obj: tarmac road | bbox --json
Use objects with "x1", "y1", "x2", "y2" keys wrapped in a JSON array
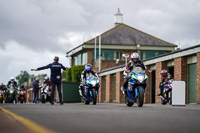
[{"x1": 1, "y1": 103, "x2": 200, "y2": 133}]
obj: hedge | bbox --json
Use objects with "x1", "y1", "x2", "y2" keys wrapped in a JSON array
[
  {"x1": 62, "y1": 65, "x2": 84, "y2": 82},
  {"x1": 65, "y1": 68, "x2": 71, "y2": 82},
  {"x1": 71, "y1": 65, "x2": 85, "y2": 82}
]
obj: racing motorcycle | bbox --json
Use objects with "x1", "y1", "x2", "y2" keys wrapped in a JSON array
[
  {"x1": 18, "y1": 90, "x2": 26, "y2": 103},
  {"x1": 122, "y1": 67, "x2": 148, "y2": 107},
  {"x1": 41, "y1": 84, "x2": 51, "y2": 103},
  {"x1": 5, "y1": 83, "x2": 17, "y2": 103},
  {"x1": 160, "y1": 79, "x2": 173, "y2": 105},
  {"x1": 0, "y1": 90, "x2": 5, "y2": 103},
  {"x1": 84, "y1": 75, "x2": 100, "y2": 105}
]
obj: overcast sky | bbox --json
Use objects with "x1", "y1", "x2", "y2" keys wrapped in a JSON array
[{"x1": 0, "y1": 0, "x2": 200, "y2": 84}]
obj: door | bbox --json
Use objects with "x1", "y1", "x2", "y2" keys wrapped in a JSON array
[
  {"x1": 168, "y1": 66, "x2": 174, "y2": 78},
  {"x1": 188, "y1": 63, "x2": 197, "y2": 103}
]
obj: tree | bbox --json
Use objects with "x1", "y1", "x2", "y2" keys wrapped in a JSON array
[{"x1": 16, "y1": 71, "x2": 29, "y2": 86}]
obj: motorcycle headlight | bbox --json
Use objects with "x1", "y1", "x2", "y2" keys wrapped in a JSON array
[
  {"x1": 137, "y1": 75, "x2": 144, "y2": 83},
  {"x1": 10, "y1": 90, "x2": 14, "y2": 93},
  {"x1": 91, "y1": 81, "x2": 97, "y2": 86}
]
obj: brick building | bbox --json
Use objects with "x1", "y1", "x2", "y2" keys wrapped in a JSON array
[
  {"x1": 99, "y1": 44, "x2": 200, "y2": 104},
  {"x1": 66, "y1": 10, "x2": 176, "y2": 72}
]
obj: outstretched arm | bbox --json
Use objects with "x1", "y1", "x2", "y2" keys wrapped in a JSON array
[
  {"x1": 35, "y1": 64, "x2": 51, "y2": 71},
  {"x1": 61, "y1": 64, "x2": 68, "y2": 71}
]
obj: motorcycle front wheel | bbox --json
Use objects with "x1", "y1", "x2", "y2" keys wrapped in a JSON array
[
  {"x1": 0, "y1": 98, "x2": 3, "y2": 103},
  {"x1": 137, "y1": 87, "x2": 144, "y2": 107},
  {"x1": 42, "y1": 95, "x2": 46, "y2": 103},
  {"x1": 92, "y1": 90, "x2": 97, "y2": 105}
]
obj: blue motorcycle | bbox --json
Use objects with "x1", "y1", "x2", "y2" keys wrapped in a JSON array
[
  {"x1": 124, "y1": 67, "x2": 148, "y2": 107},
  {"x1": 84, "y1": 75, "x2": 100, "y2": 105},
  {"x1": 160, "y1": 79, "x2": 173, "y2": 105}
]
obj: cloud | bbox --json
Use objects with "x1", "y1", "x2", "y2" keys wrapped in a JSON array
[
  {"x1": 0, "y1": 0, "x2": 200, "y2": 84},
  {"x1": 0, "y1": 40, "x2": 69, "y2": 84}
]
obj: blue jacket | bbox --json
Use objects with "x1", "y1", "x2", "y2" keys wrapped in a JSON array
[
  {"x1": 37, "y1": 62, "x2": 66, "y2": 83},
  {"x1": 32, "y1": 81, "x2": 40, "y2": 93}
]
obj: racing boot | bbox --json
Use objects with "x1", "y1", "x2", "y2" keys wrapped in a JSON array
[{"x1": 121, "y1": 82, "x2": 128, "y2": 97}]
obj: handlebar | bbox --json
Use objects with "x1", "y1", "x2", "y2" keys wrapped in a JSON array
[{"x1": 31, "y1": 69, "x2": 35, "y2": 71}]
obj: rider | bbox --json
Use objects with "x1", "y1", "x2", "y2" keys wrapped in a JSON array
[
  {"x1": 157, "y1": 70, "x2": 172, "y2": 96},
  {"x1": 0, "y1": 83, "x2": 6, "y2": 90},
  {"x1": 7, "y1": 77, "x2": 18, "y2": 88},
  {"x1": 79, "y1": 64, "x2": 97, "y2": 97},
  {"x1": 43, "y1": 76, "x2": 51, "y2": 91},
  {"x1": 121, "y1": 52, "x2": 146, "y2": 94},
  {"x1": 18, "y1": 84, "x2": 26, "y2": 103},
  {"x1": 19, "y1": 84, "x2": 26, "y2": 91}
]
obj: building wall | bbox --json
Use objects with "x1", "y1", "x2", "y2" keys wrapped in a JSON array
[
  {"x1": 105, "y1": 74, "x2": 113, "y2": 102},
  {"x1": 87, "y1": 49, "x2": 93, "y2": 65},
  {"x1": 155, "y1": 61, "x2": 167, "y2": 103},
  {"x1": 144, "y1": 66, "x2": 151, "y2": 103},
  {"x1": 174, "y1": 57, "x2": 188, "y2": 103},
  {"x1": 116, "y1": 71, "x2": 124, "y2": 103},
  {"x1": 196, "y1": 53, "x2": 200, "y2": 104}
]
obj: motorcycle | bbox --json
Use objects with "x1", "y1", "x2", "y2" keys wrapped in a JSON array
[
  {"x1": 5, "y1": 83, "x2": 17, "y2": 103},
  {"x1": 41, "y1": 84, "x2": 51, "y2": 103},
  {"x1": 0, "y1": 90, "x2": 5, "y2": 103},
  {"x1": 160, "y1": 79, "x2": 173, "y2": 105},
  {"x1": 18, "y1": 90, "x2": 26, "y2": 103},
  {"x1": 84, "y1": 75, "x2": 100, "y2": 105},
  {"x1": 122, "y1": 67, "x2": 148, "y2": 107}
]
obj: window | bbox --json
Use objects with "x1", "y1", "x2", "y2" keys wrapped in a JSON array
[
  {"x1": 82, "y1": 52, "x2": 87, "y2": 65},
  {"x1": 141, "y1": 51, "x2": 167, "y2": 60},
  {"x1": 74, "y1": 53, "x2": 82, "y2": 65},
  {"x1": 92, "y1": 49, "x2": 122, "y2": 61}
]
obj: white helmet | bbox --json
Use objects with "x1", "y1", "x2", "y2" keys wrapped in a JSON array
[
  {"x1": 10, "y1": 77, "x2": 15, "y2": 82},
  {"x1": 131, "y1": 52, "x2": 139, "y2": 60},
  {"x1": 44, "y1": 76, "x2": 49, "y2": 80}
]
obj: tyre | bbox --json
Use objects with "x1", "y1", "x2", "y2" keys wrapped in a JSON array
[
  {"x1": 169, "y1": 92, "x2": 172, "y2": 105},
  {"x1": 42, "y1": 95, "x2": 46, "y2": 103},
  {"x1": 20, "y1": 100, "x2": 23, "y2": 103},
  {"x1": 137, "y1": 87, "x2": 144, "y2": 107},
  {"x1": 84, "y1": 99, "x2": 90, "y2": 105},
  {"x1": 0, "y1": 99, "x2": 3, "y2": 103},
  {"x1": 161, "y1": 100, "x2": 167, "y2": 105},
  {"x1": 92, "y1": 90, "x2": 97, "y2": 105},
  {"x1": 125, "y1": 97, "x2": 134, "y2": 107}
]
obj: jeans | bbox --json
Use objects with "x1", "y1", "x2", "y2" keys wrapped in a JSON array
[{"x1": 33, "y1": 92, "x2": 39, "y2": 103}]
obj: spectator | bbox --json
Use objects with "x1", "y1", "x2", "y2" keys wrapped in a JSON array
[{"x1": 32, "y1": 77, "x2": 40, "y2": 104}]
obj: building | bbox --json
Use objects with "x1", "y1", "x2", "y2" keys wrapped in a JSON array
[
  {"x1": 66, "y1": 9, "x2": 177, "y2": 73},
  {"x1": 98, "y1": 44, "x2": 200, "y2": 104}
]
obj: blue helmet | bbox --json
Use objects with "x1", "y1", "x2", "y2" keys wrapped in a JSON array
[{"x1": 85, "y1": 64, "x2": 92, "y2": 71}]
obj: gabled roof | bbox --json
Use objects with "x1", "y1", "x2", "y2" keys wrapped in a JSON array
[{"x1": 84, "y1": 23, "x2": 176, "y2": 47}]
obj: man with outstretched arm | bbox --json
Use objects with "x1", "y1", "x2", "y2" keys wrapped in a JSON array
[{"x1": 35, "y1": 56, "x2": 68, "y2": 105}]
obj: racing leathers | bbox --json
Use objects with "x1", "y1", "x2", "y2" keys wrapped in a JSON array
[
  {"x1": 122, "y1": 60, "x2": 146, "y2": 95},
  {"x1": 79, "y1": 70, "x2": 97, "y2": 97},
  {"x1": 158, "y1": 73, "x2": 172, "y2": 96}
]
